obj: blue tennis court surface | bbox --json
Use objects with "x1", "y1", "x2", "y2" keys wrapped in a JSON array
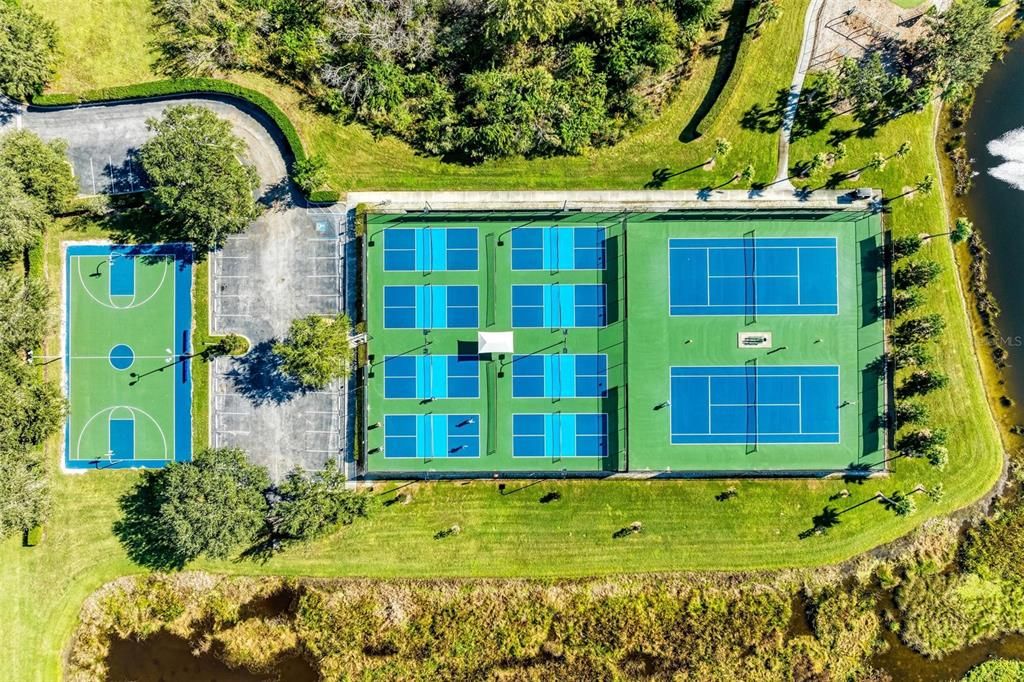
[
  {"x1": 383, "y1": 227, "x2": 478, "y2": 272},
  {"x1": 384, "y1": 285, "x2": 478, "y2": 329},
  {"x1": 511, "y1": 284, "x2": 606, "y2": 328},
  {"x1": 511, "y1": 227, "x2": 605, "y2": 270},
  {"x1": 512, "y1": 413, "x2": 608, "y2": 457},
  {"x1": 669, "y1": 237, "x2": 838, "y2": 316},
  {"x1": 384, "y1": 414, "x2": 480, "y2": 458},
  {"x1": 511, "y1": 354, "x2": 607, "y2": 398},
  {"x1": 383, "y1": 355, "x2": 479, "y2": 399},
  {"x1": 670, "y1": 365, "x2": 840, "y2": 445}
]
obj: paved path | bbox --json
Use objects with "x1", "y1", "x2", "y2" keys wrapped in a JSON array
[
  {"x1": 775, "y1": 0, "x2": 829, "y2": 186},
  {"x1": 2, "y1": 94, "x2": 355, "y2": 480}
]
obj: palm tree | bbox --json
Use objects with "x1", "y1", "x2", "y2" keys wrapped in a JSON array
[
  {"x1": 868, "y1": 152, "x2": 887, "y2": 172},
  {"x1": 740, "y1": 163, "x2": 756, "y2": 186},
  {"x1": 893, "y1": 141, "x2": 912, "y2": 160},
  {"x1": 713, "y1": 137, "x2": 732, "y2": 161},
  {"x1": 916, "y1": 174, "x2": 935, "y2": 196}
]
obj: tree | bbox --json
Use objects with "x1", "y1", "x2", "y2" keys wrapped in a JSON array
[
  {"x1": 713, "y1": 137, "x2": 732, "y2": 161},
  {"x1": 292, "y1": 154, "x2": 329, "y2": 195},
  {"x1": 894, "y1": 400, "x2": 929, "y2": 426},
  {"x1": 0, "y1": 359, "x2": 65, "y2": 452},
  {"x1": 740, "y1": 163, "x2": 756, "y2": 186},
  {"x1": 0, "y1": 447, "x2": 49, "y2": 539},
  {"x1": 915, "y1": 174, "x2": 935, "y2": 196},
  {"x1": 888, "y1": 491, "x2": 917, "y2": 516},
  {"x1": 952, "y1": 217, "x2": 973, "y2": 244},
  {"x1": 218, "y1": 333, "x2": 248, "y2": 356},
  {"x1": 0, "y1": 130, "x2": 78, "y2": 213},
  {"x1": 485, "y1": 0, "x2": 578, "y2": 42},
  {"x1": 0, "y1": 270, "x2": 51, "y2": 358},
  {"x1": 896, "y1": 427, "x2": 948, "y2": 459},
  {"x1": 0, "y1": 1, "x2": 60, "y2": 100},
  {"x1": 830, "y1": 142, "x2": 847, "y2": 164},
  {"x1": 274, "y1": 314, "x2": 353, "y2": 389},
  {"x1": 919, "y1": 0, "x2": 1001, "y2": 100},
  {"x1": 0, "y1": 167, "x2": 47, "y2": 262},
  {"x1": 139, "y1": 105, "x2": 261, "y2": 252},
  {"x1": 894, "y1": 141, "x2": 912, "y2": 159},
  {"x1": 898, "y1": 368, "x2": 949, "y2": 398},
  {"x1": 269, "y1": 461, "x2": 376, "y2": 542},
  {"x1": 925, "y1": 483, "x2": 945, "y2": 503},
  {"x1": 753, "y1": 0, "x2": 782, "y2": 33},
  {"x1": 867, "y1": 152, "x2": 887, "y2": 172},
  {"x1": 145, "y1": 447, "x2": 269, "y2": 561},
  {"x1": 891, "y1": 343, "x2": 932, "y2": 370},
  {"x1": 894, "y1": 260, "x2": 941, "y2": 290},
  {"x1": 892, "y1": 314, "x2": 946, "y2": 346},
  {"x1": 806, "y1": 152, "x2": 828, "y2": 177},
  {"x1": 892, "y1": 288, "x2": 924, "y2": 317},
  {"x1": 890, "y1": 234, "x2": 923, "y2": 260}
]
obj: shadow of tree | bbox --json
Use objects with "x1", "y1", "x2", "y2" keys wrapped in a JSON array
[
  {"x1": 0, "y1": 96, "x2": 19, "y2": 126},
  {"x1": 224, "y1": 340, "x2": 305, "y2": 405},
  {"x1": 112, "y1": 472, "x2": 189, "y2": 570}
]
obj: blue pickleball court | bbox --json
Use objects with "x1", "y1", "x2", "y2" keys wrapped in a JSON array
[
  {"x1": 670, "y1": 365, "x2": 840, "y2": 445},
  {"x1": 383, "y1": 227, "x2": 478, "y2": 272},
  {"x1": 383, "y1": 355, "x2": 480, "y2": 399},
  {"x1": 511, "y1": 354, "x2": 607, "y2": 398},
  {"x1": 668, "y1": 237, "x2": 838, "y2": 316},
  {"x1": 512, "y1": 413, "x2": 608, "y2": 458},
  {"x1": 510, "y1": 226, "x2": 606, "y2": 270},
  {"x1": 511, "y1": 284, "x2": 606, "y2": 328},
  {"x1": 383, "y1": 285, "x2": 479, "y2": 329},
  {"x1": 383, "y1": 414, "x2": 481, "y2": 458}
]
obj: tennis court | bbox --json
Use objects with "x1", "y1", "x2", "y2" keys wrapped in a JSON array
[
  {"x1": 383, "y1": 227, "x2": 478, "y2": 272},
  {"x1": 669, "y1": 365, "x2": 840, "y2": 445},
  {"x1": 383, "y1": 354, "x2": 480, "y2": 399},
  {"x1": 511, "y1": 354, "x2": 607, "y2": 398},
  {"x1": 668, "y1": 237, "x2": 838, "y2": 316},
  {"x1": 64, "y1": 243, "x2": 192, "y2": 469},
  {"x1": 511, "y1": 284, "x2": 606, "y2": 328},
  {"x1": 510, "y1": 226, "x2": 606, "y2": 270},
  {"x1": 383, "y1": 285, "x2": 479, "y2": 329},
  {"x1": 512, "y1": 413, "x2": 608, "y2": 457},
  {"x1": 383, "y1": 414, "x2": 480, "y2": 458}
]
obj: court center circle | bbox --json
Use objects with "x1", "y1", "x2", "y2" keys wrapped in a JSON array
[{"x1": 109, "y1": 344, "x2": 135, "y2": 370}]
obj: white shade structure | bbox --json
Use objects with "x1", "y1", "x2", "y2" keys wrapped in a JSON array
[{"x1": 477, "y1": 331, "x2": 514, "y2": 353}]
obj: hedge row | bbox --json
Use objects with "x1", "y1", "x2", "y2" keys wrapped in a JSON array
[
  {"x1": 32, "y1": 78, "x2": 341, "y2": 204},
  {"x1": 695, "y1": 19, "x2": 757, "y2": 138}
]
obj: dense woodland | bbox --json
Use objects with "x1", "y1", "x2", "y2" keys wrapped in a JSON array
[{"x1": 152, "y1": 0, "x2": 726, "y2": 160}]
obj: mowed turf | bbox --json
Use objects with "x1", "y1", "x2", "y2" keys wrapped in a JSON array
[{"x1": 65, "y1": 244, "x2": 192, "y2": 469}]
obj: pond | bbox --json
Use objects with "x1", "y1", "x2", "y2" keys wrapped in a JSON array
[{"x1": 965, "y1": 34, "x2": 1024, "y2": 403}]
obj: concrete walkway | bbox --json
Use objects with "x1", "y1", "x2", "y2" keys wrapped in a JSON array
[
  {"x1": 775, "y1": 0, "x2": 829, "y2": 186},
  {"x1": 348, "y1": 187, "x2": 875, "y2": 212}
]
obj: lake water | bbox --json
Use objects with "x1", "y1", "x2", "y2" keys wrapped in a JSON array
[{"x1": 965, "y1": 35, "x2": 1024, "y2": 401}]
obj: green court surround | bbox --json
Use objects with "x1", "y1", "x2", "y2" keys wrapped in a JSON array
[{"x1": 364, "y1": 210, "x2": 885, "y2": 476}]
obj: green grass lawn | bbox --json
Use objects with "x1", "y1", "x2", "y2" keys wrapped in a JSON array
[
  {"x1": 4, "y1": 0, "x2": 1007, "y2": 679},
  {"x1": 27, "y1": 0, "x2": 156, "y2": 92}
]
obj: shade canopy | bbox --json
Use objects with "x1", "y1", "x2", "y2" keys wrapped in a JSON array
[{"x1": 478, "y1": 331, "x2": 514, "y2": 353}]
